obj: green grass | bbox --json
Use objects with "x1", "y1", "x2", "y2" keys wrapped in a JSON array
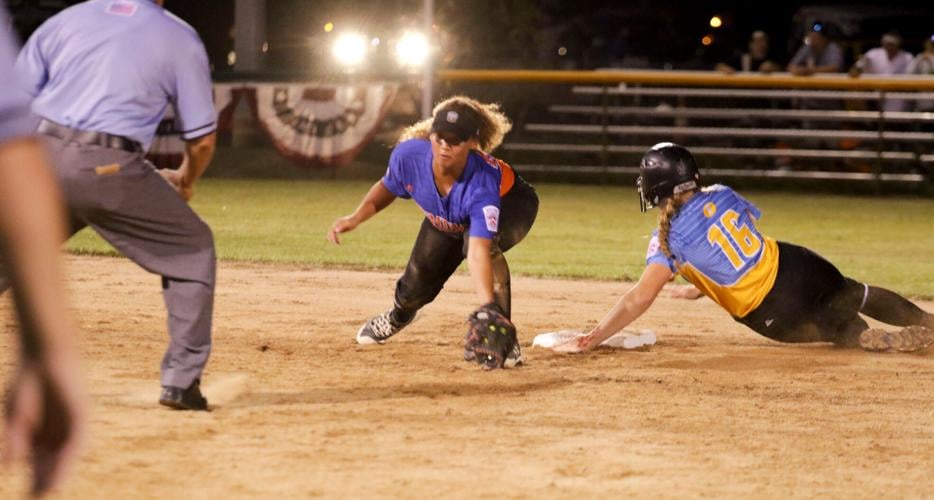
[{"x1": 68, "y1": 179, "x2": 934, "y2": 298}]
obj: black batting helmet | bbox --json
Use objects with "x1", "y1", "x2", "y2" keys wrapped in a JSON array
[{"x1": 637, "y1": 142, "x2": 700, "y2": 212}]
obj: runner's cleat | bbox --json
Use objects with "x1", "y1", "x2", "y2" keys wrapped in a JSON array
[{"x1": 859, "y1": 326, "x2": 934, "y2": 353}]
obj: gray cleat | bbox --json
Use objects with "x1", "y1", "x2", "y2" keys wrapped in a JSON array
[
  {"x1": 356, "y1": 310, "x2": 413, "y2": 345},
  {"x1": 859, "y1": 326, "x2": 934, "y2": 353}
]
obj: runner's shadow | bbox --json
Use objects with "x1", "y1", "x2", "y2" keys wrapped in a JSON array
[{"x1": 219, "y1": 378, "x2": 573, "y2": 409}]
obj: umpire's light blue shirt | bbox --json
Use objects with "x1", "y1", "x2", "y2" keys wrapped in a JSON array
[
  {"x1": 15, "y1": 0, "x2": 216, "y2": 150},
  {"x1": 0, "y1": 2, "x2": 35, "y2": 142}
]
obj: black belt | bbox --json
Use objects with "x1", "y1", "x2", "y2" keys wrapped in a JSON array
[{"x1": 37, "y1": 119, "x2": 142, "y2": 153}]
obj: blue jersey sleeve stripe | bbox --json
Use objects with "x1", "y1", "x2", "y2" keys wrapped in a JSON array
[
  {"x1": 179, "y1": 121, "x2": 216, "y2": 137},
  {"x1": 646, "y1": 254, "x2": 676, "y2": 273}
]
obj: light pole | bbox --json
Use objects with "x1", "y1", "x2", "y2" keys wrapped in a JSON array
[
  {"x1": 234, "y1": 0, "x2": 266, "y2": 73},
  {"x1": 421, "y1": 0, "x2": 433, "y2": 118}
]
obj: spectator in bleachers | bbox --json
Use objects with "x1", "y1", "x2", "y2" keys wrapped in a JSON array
[
  {"x1": 786, "y1": 23, "x2": 845, "y2": 165},
  {"x1": 715, "y1": 30, "x2": 780, "y2": 74},
  {"x1": 849, "y1": 32, "x2": 913, "y2": 112},
  {"x1": 908, "y1": 35, "x2": 934, "y2": 132},
  {"x1": 907, "y1": 34, "x2": 934, "y2": 76},
  {"x1": 849, "y1": 32, "x2": 913, "y2": 78},
  {"x1": 787, "y1": 22, "x2": 844, "y2": 76}
]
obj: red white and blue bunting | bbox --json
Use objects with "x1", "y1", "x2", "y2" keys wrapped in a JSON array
[{"x1": 147, "y1": 82, "x2": 398, "y2": 169}]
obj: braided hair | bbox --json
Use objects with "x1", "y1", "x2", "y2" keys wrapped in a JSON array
[{"x1": 657, "y1": 193, "x2": 692, "y2": 258}]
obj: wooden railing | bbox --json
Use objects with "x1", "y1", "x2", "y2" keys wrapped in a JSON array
[{"x1": 438, "y1": 69, "x2": 934, "y2": 91}]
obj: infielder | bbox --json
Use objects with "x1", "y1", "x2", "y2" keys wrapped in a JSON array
[
  {"x1": 328, "y1": 96, "x2": 539, "y2": 368},
  {"x1": 575, "y1": 143, "x2": 933, "y2": 352},
  {"x1": 5, "y1": 0, "x2": 219, "y2": 410},
  {"x1": 0, "y1": 1, "x2": 85, "y2": 494}
]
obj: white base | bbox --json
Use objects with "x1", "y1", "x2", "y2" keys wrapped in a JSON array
[{"x1": 532, "y1": 329, "x2": 656, "y2": 353}]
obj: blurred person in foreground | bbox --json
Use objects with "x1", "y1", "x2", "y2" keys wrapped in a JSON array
[
  {"x1": 0, "y1": 1, "x2": 85, "y2": 496},
  {"x1": 787, "y1": 22, "x2": 844, "y2": 76},
  {"x1": 8, "y1": 0, "x2": 218, "y2": 410},
  {"x1": 716, "y1": 30, "x2": 780, "y2": 74},
  {"x1": 849, "y1": 32, "x2": 913, "y2": 112}
]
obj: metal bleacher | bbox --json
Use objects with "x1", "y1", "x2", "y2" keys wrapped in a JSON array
[{"x1": 438, "y1": 69, "x2": 934, "y2": 186}]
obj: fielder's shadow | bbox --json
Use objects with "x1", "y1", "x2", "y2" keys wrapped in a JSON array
[{"x1": 218, "y1": 378, "x2": 573, "y2": 409}]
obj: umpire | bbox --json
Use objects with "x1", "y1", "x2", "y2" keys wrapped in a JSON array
[{"x1": 8, "y1": 0, "x2": 218, "y2": 410}]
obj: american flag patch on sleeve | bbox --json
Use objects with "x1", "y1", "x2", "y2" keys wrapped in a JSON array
[{"x1": 106, "y1": 1, "x2": 138, "y2": 16}]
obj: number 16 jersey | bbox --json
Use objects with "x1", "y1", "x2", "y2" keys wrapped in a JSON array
[{"x1": 646, "y1": 185, "x2": 779, "y2": 318}]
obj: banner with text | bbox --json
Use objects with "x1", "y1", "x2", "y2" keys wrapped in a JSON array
[{"x1": 147, "y1": 82, "x2": 397, "y2": 169}]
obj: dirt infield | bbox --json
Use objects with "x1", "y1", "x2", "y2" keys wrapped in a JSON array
[{"x1": 2, "y1": 255, "x2": 933, "y2": 498}]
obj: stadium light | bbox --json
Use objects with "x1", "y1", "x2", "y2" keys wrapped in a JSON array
[
  {"x1": 395, "y1": 31, "x2": 429, "y2": 67},
  {"x1": 332, "y1": 32, "x2": 367, "y2": 67}
]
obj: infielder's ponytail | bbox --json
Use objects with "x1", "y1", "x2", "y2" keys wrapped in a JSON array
[
  {"x1": 657, "y1": 194, "x2": 690, "y2": 258},
  {"x1": 398, "y1": 95, "x2": 512, "y2": 153}
]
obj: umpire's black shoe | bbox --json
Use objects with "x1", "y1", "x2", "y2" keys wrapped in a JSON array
[{"x1": 159, "y1": 380, "x2": 209, "y2": 411}]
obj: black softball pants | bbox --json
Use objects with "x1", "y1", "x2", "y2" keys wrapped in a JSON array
[
  {"x1": 390, "y1": 177, "x2": 538, "y2": 322},
  {"x1": 737, "y1": 242, "x2": 931, "y2": 346}
]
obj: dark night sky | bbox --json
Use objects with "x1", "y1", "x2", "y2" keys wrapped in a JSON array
[
  {"x1": 162, "y1": 0, "x2": 934, "y2": 73},
  {"x1": 10, "y1": 0, "x2": 934, "y2": 73}
]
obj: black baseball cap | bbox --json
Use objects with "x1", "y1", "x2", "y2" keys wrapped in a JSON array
[{"x1": 430, "y1": 105, "x2": 480, "y2": 142}]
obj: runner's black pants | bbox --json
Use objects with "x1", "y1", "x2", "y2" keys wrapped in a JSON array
[{"x1": 737, "y1": 242, "x2": 931, "y2": 346}]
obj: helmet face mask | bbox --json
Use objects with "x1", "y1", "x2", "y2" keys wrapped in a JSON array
[
  {"x1": 637, "y1": 175, "x2": 651, "y2": 212},
  {"x1": 637, "y1": 142, "x2": 700, "y2": 212}
]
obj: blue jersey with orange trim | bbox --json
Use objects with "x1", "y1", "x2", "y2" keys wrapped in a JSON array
[
  {"x1": 645, "y1": 185, "x2": 779, "y2": 318},
  {"x1": 381, "y1": 138, "x2": 515, "y2": 239}
]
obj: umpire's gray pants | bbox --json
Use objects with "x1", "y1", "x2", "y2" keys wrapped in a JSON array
[{"x1": 0, "y1": 136, "x2": 215, "y2": 389}]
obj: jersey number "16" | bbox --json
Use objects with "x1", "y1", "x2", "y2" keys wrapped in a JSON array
[{"x1": 706, "y1": 209, "x2": 762, "y2": 270}]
